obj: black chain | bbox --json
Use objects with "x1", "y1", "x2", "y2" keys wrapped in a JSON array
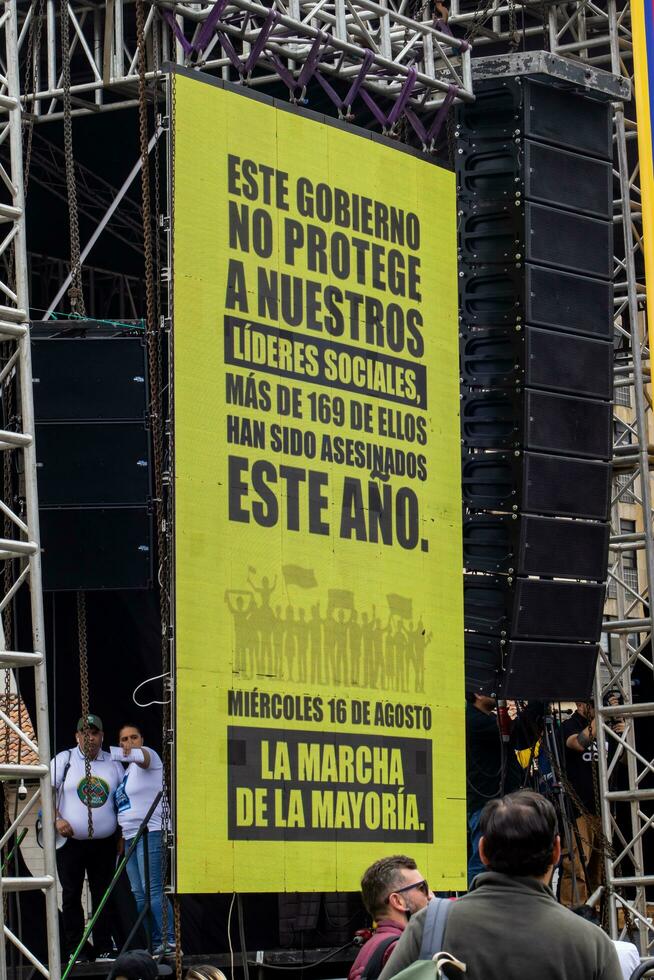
[
  {"x1": 77, "y1": 591, "x2": 94, "y2": 839},
  {"x1": 60, "y1": 0, "x2": 86, "y2": 316},
  {"x1": 23, "y1": 0, "x2": 45, "y2": 193},
  {"x1": 136, "y1": 3, "x2": 177, "y2": 963}
]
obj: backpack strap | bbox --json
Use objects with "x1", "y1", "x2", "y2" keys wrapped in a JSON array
[
  {"x1": 360, "y1": 935, "x2": 399, "y2": 980},
  {"x1": 419, "y1": 899, "x2": 452, "y2": 959},
  {"x1": 61, "y1": 749, "x2": 72, "y2": 787}
]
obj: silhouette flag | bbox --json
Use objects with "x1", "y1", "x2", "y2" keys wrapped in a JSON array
[
  {"x1": 328, "y1": 588, "x2": 355, "y2": 610},
  {"x1": 387, "y1": 594, "x2": 412, "y2": 619},
  {"x1": 282, "y1": 564, "x2": 318, "y2": 588}
]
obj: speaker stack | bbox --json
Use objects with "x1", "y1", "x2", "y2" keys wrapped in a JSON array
[
  {"x1": 32, "y1": 325, "x2": 153, "y2": 591},
  {"x1": 456, "y1": 76, "x2": 614, "y2": 701}
]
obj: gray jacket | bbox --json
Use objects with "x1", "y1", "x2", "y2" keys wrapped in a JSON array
[{"x1": 378, "y1": 872, "x2": 622, "y2": 980}]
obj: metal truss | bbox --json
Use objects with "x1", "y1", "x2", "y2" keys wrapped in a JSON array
[
  {"x1": 11, "y1": 0, "x2": 473, "y2": 129},
  {"x1": 559, "y1": 0, "x2": 654, "y2": 953},
  {"x1": 0, "y1": 0, "x2": 60, "y2": 977},
  {"x1": 0, "y1": 0, "x2": 650, "y2": 971},
  {"x1": 27, "y1": 132, "x2": 144, "y2": 254}
]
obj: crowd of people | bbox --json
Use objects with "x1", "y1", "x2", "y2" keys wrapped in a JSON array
[
  {"x1": 53, "y1": 692, "x2": 636, "y2": 980},
  {"x1": 51, "y1": 713, "x2": 174, "y2": 964},
  {"x1": 350, "y1": 792, "x2": 640, "y2": 980},
  {"x1": 347, "y1": 692, "x2": 638, "y2": 980}
]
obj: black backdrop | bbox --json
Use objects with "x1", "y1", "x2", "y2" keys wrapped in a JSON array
[{"x1": 15, "y1": 588, "x2": 339, "y2": 955}]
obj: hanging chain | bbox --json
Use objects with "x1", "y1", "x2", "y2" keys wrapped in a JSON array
[
  {"x1": 77, "y1": 591, "x2": 94, "y2": 839},
  {"x1": 465, "y1": 0, "x2": 497, "y2": 42},
  {"x1": 136, "y1": 0, "x2": 175, "y2": 952},
  {"x1": 60, "y1": 0, "x2": 86, "y2": 317},
  {"x1": 174, "y1": 896, "x2": 182, "y2": 980},
  {"x1": 23, "y1": 0, "x2": 45, "y2": 192},
  {"x1": 507, "y1": 0, "x2": 520, "y2": 50}
]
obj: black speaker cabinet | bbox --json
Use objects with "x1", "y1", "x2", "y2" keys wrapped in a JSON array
[
  {"x1": 457, "y1": 77, "x2": 612, "y2": 161},
  {"x1": 32, "y1": 327, "x2": 153, "y2": 591},
  {"x1": 459, "y1": 263, "x2": 613, "y2": 339},
  {"x1": 464, "y1": 633, "x2": 599, "y2": 701},
  {"x1": 461, "y1": 326, "x2": 613, "y2": 400},
  {"x1": 40, "y1": 507, "x2": 153, "y2": 591},
  {"x1": 457, "y1": 76, "x2": 613, "y2": 699},
  {"x1": 463, "y1": 514, "x2": 610, "y2": 580}
]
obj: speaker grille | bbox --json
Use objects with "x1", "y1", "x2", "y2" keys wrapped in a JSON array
[
  {"x1": 526, "y1": 203, "x2": 613, "y2": 279},
  {"x1": 512, "y1": 579, "x2": 605, "y2": 641},
  {"x1": 524, "y1": 141, "x2": 612, "y2": 218},
  {"x1": 524, "y1": 80, "x2": 612, "y2": 160},
  {"x1": 40, "y1": 507, "x2": 153, "y2": 591},
  {"x1": 461, "y1": 325, "x2": 613, "y2": 397},
  {"x1": 501, "y1": 641, "x2": 599, "y2": 700},
  {"x1": 464, "y1": 513, "x2": 610, "y2": 579},
  {"x1": 524, "y1": 390, "x2": 612, "y2": 460},
  {"x1": 525, "y1": 327, "x2": 612, "y2": 399},
  {"x1": 523, "y1": 452, "x2": 611, "y2": 520},
  {"x1": 32, "y1": 336, "x2": 147, "y2": 421},
  {"x1": 36, "y1": 422, "x2": 151, "y2": 506},
  {"x1": 526, "y1": 265, "x2": 613, "y2": 339},
  {"x1": 518, "y1": 515, "x2": 609, "y2": 579},
  {"x1": 462, "y1": 452, "x2": 612, "y2": 520}
]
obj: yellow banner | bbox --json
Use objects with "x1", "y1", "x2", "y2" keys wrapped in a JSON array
[{"x1": 172, "y1": 71, "x2": 466, "y2": 893}]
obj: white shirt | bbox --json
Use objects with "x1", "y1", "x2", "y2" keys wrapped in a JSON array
[
  {"x1": 115, "y1": 747, "x2": 165, "y2": 840},
  {"x1": 51, "y1": 747, "x2": 124, "y2": 840},
  {"x1": 614, "y1": 940, "x2": 640, "y2": 980}
]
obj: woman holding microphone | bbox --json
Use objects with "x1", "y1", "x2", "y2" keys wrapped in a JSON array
[{"x1": 113, "y1": 724, "x2": 176, "y2": 955}]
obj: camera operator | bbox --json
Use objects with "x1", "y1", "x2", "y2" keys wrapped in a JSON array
[
  {"x1": 466, "y1": 693, "x2": 543, "y2": 885},
  {"x1": 559, "y1": 698, "x2": 625, "y2": 906}
]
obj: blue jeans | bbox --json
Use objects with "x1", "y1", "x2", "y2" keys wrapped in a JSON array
[
  {"x1": 125, "y1": 831, "x2": 174, "y2": 947},
  {"x1": 467, "y1": 808, "x2": 486, "y2": 886}
]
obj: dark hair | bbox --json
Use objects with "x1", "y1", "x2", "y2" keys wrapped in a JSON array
[
  {"x1": 119, "y1": 723, "x2": 143, "y2": 738},
  {"x1": 360, "y1": 855, "x2": 417, "y2": 919},
  {"x1": 572, "y1": 905, "x2": 600, "y2": 926},
  {"x1": 480, "y1": 790, "x2": 557, "y2": 877}
]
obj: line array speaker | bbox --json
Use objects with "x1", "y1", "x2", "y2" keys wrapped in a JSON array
[
  {"x1": 31, "y1": 326, "x2": 153, "y2": 591},
  {"x1": 457, "y1": 76, "x2": 613, "y2": 701}
]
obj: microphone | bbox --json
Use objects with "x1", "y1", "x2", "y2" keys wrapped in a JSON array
[{"x1": 497, "y1": 700, "x2": 511, "y2": 742}]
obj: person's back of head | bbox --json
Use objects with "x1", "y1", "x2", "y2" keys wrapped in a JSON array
[
  {"x1": 185, "y1": 967, "x2": 227, "y2": 980},
  {"x1": 479, "y1": 789, "x2": 558, "y2": 878},
  {"x1": 360, "y1": 855, "x2": 418, "y2": 920}
]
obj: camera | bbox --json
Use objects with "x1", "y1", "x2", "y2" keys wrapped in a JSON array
[{"x1": 17, "y1": 780, "x2": 27, "y2": 800}]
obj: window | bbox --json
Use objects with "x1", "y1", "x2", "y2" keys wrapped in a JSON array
[
  {"x1": 616, "y1": 473, "x2": 635, "y2": 504},
  {"x1": 608, "y1": 520, "x2": 639, "y2": 597},
  {"x1": 614, "y1": 385, "x2": 632, "y2": 408},
  {"x1": 614, "y1": 420, "x2": 634, "y2": 447},
  {"x1": 620, "y1": 519, "x2": 637, "y2": 569}
]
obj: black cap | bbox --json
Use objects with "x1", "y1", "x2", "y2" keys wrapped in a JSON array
[{"x1": 109, "y1": 951, "x2": 173, "y2": 980}]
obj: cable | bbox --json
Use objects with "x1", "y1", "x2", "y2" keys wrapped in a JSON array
[
  {"x1": 245, "y1": 940, "x2": 358, "y2": 971},
  {"x1": 227, "y1": 893, "x2": 236, "y2": 980},
  {"x1": 132, "y1": 672, "x2": 171, "y2": 708},
  {"x1": 237, "y1": 895, "x2": 250, "y2": 980}
]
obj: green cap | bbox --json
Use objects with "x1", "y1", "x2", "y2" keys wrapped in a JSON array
[{"x1": 77, "y1": 714, "x2": 103, "y2": 732}]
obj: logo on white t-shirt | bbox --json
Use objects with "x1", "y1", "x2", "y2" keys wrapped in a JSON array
[{"x1": 76, "y1": 775, "x2": 110, "y2": 808}]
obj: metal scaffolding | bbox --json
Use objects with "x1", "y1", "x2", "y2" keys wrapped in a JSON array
[
  {"x1": 15, "y1": 0, "x2": 474, "y2": 121},
  {"x1": 0, "y1": 0, "x2": 60, "y2": 977},
  {"x1": 0, "y1": 0, "x2": 651, "y2": 971}
]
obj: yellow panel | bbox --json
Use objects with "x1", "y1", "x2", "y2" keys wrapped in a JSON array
[{"x1": 172, "y1": 72, "x2": 465, "y2": 893}]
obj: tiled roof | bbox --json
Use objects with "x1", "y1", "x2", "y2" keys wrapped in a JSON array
[{"x1": 0, "y1": 695, "x2": 39, "y2": 766}]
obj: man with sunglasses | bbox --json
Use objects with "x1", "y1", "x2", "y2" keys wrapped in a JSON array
[{"x1": 349, "y1": 856, "x2": 433, "y2": 980}]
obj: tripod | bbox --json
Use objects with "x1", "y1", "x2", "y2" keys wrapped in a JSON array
[{"x1": 541, "y1": 710, "x2": 590, "y2": 907}]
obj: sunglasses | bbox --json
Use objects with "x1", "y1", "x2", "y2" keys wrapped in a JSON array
[{"x1": 392, "y1": 879, "x2": 429, "y2": 898}]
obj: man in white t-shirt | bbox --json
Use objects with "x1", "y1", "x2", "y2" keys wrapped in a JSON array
[{"x1": 51, "y1": 714, "x2": 124, "y2": 963}]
